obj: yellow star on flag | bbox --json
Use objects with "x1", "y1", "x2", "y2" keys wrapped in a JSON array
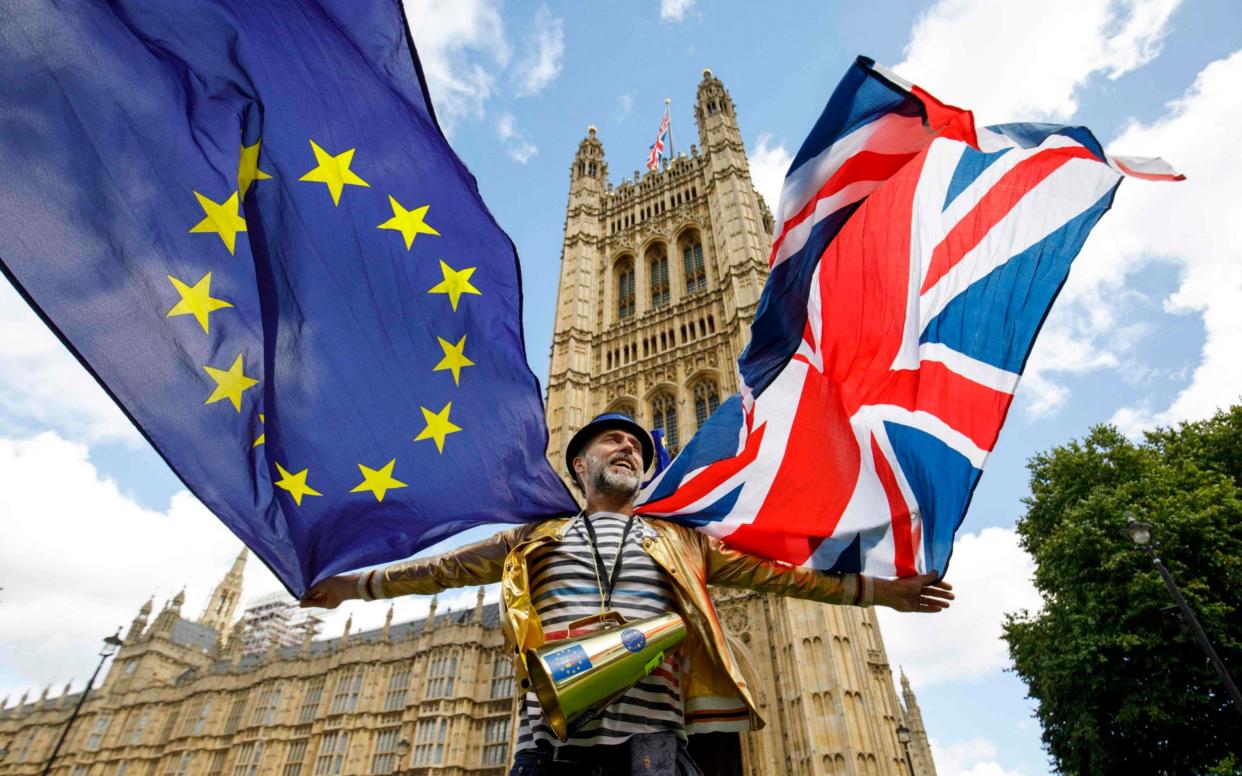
[
  {"x1": 189, "y1": 191, "x2": 247, "y2": 254},
  {"x1": 166, "y1": 272, "x2": 233, "y2": 333},
  {"x1": 378, "y1": 196, "x2": 440, "y2": 249},
  {"x1": 350, "y1": 459, "x2": 408, "y2": 502},
  {"x1": 252, "y1": 413, "x2": 265, "y2": 448},
  {"x1": 202, "y1": 354, "x2": 259, "y2": 412},
  {"x1": 428, "y1": 260, "x2": 481, "y2": 311},
  {"x1": 433, "y1": 335, "x2": 474, "y2": 386},
  {"x1": 238, "y1": 140, "x2": 273, "y2": 199},
  {"x1": 414, "y1": 401, "x2": 462, "y2": 453},
  {"x1": 298, "y1": 139, "x2": 370, "y2": 205},
  {"x1": 274, "y1": 462, "x2": 322, "y2": 506}
]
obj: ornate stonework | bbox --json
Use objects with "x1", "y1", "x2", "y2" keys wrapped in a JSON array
[{"x1": 544, "y1": 69, "x2": 937, "y2": 776}]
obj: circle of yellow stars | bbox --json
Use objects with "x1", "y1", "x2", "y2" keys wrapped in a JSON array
[{"x1": 170, "y1": 136, "x2": 481, "y2": 507}]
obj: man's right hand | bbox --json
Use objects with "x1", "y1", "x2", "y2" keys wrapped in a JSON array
[{"x1": 299, "y1": 574, "x2": 361, "y2": 609}]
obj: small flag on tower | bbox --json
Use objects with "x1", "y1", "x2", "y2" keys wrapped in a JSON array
[
  {"x1": 646, "y1": 106, "x2": 672, "y2": 171},
  {"x1": 0, "y1": 0, "x2": 578, "y2": 595}
]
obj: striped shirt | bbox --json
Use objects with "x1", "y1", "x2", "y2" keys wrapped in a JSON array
[{"x1": 516, "y1": 511, "x2": 684, "y2": 753}]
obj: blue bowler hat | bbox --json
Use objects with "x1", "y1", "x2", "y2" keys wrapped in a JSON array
[{"x1": 565, "y1": 413, "x2": 656, "y2": 480}]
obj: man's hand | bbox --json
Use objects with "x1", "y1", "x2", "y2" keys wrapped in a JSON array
[
  {"x1": 299, "y1": 574, "x2": 361, "y2": 610},
  {"x1": 872, "y1": 573, "x2": 954, "y2": 613}
]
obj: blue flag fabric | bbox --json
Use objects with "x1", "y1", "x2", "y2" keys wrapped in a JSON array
[{"x1": 0, "y1": 0, "x2": 577, "y2": 594}]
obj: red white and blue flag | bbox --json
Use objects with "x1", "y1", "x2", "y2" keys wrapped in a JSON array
[
  {"x1": 636, "y1": 57, "x2": 1180, "y2": 577},
  {"x1": 646, "y1": 109, "x2": 671, "y2": 171}
]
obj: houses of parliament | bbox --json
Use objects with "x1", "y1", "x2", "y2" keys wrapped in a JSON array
[{"x1": 0, "y1": 70, "x2": 936, "y2": 776}]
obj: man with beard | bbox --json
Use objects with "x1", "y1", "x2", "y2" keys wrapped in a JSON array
[{"x1": 301, "y1": 413, "x2": 953, "y2": 776}]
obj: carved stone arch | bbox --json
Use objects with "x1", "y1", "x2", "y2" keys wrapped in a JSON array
[
  {"x1": 642, "y1": 381, "x2": 680, "y2": 402},
  {"x1": 605, "y1": 396, "x2": 639, "y2": 420}
]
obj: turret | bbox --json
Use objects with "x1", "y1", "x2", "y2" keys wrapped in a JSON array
[
  {"x1": 900, "y1": 669, "x2": 937, "y2": 776},
  {"x1": 199, "y1": 547, "x2": 247, "y2": 632},
  {"x1": 474, "y1": 587, "x2": 485, "y2": 624},
  {"x1": 693, "y1": 67, "x2": 771, "y2": 325},
  {"x1": 127, "y1": 597, "x2": 154, "y2": 642}
]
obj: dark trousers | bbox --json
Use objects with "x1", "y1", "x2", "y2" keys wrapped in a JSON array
[{"x1": 508, "y1": 733, "x2": 705, "y2": 776}]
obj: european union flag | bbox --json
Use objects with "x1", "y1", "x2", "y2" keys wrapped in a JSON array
[{"x1": 0, "y1": 0, "x2": 577, "y2": 594}]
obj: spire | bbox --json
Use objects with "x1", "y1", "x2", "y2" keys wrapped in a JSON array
[
  {"x1": 127, "y1": 596, "x2": 154, "y2": 641},
  {"x1": 898, "y1": 668, "x2": 934, "y2": 776},
  {"x1": 199, "y1": 547, "x2": 247, "y2": 633},
  {"x1": 339, "y1": 614, "x2": 352, "y2": 648},
  {"x1": 427, "y1": 593, "x2": 438, "y2": 630},
  {"x1": 383, "y1": 604, "x2": 395, "y2": 641},
  {"x1": 474, "y1": 587, "x2": 485, "y2": 624},
  {"x1": 40, "y1": 684, "x2": 50, "y2": 701},
  {"x1": 569, "y1": 125, "x2": 607, "y2": 195}
]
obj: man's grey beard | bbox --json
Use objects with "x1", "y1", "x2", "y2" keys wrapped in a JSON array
[{"x1": 584, "y1": 450, "x2": 641, "y2": 499}]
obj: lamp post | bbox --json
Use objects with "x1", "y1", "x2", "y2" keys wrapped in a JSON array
[
  {"x1": 896, "y1": 723, "x2": 915, "y2": 776},
  {"x1": 393, "y1": 738, "x2": 409, "y2": 775},
  {"x1": 1125, "y1": 514, "x2": 1242, "y2": 716},
  {"x1": 42, "y1": 630, "x2": 123, "y2": 776}
]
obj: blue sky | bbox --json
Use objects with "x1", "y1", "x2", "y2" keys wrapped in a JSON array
[{"x1": 2, "y1": 2, "x2": 1240, "y2": 775}]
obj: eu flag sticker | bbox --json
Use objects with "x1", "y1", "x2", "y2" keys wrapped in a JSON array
[
  {"x1": 620, "y1": 628, "x2": 647, "y2": 653},
  {"x1": 546, "y1": 644, "x2": 592, "y2": 682}
]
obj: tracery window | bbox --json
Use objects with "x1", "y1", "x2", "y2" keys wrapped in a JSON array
[
  {"x1": 682, "y1": 236, "x2": 705, "y2": 294},
  {"x1": 648, "y1": 245, "x2": 670, "y2": 309},
  {"x1": 651, "y1": 393, "x2": 679, "y2": 455},
  {"x1": 693, "y1": 380, "x2": 721, "y2": 430},
  {"x1": 616, "y1": 257, "x2": 635, "y2": 320}
]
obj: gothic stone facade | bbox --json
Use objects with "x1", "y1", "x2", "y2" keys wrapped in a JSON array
[
  {"x1": 0, "y1": 585, "x2": 516, "y2": 776},
  {"x1": 542, "y1": 69, "x2": 937, "y2": 775}
]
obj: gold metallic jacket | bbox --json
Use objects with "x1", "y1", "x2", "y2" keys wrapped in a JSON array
[{"x1": 375, "y1": 515, "x2": 868, "y2": 730}]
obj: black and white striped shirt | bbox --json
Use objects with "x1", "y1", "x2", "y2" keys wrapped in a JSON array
[{"x1": 515, "y1": 512, "x2": 684, "y2": 753}]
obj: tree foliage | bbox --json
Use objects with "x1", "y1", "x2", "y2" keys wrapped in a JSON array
[{"x1": 1003, "y1": 404, "x2": 1242, "y2": 775}]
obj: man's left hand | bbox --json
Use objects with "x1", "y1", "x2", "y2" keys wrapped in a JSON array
[{"x1": 872, "y1": 573, "x2": 954, "y2": 612}]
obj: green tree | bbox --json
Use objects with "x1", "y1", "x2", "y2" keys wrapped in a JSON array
[{"x1": 1003, "y1": 405, "x2": 1242, "y2": 775}]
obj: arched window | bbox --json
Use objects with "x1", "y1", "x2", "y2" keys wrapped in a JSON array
[
  {"x1": 651, "y1": 393, "x2": 679, "y2": 455},
  {"x1": 682, "y1": 235, "x2": 706, "y2": 294},
  {"x1": 610, "y1": 400, "x2": 636, "y2": 419},
  {"x1": 647, "y1": 244, "x2": 670, "y2": 309},
  {"x1": 615, "y1": 257, "x2": 635, "y2": 320},
  {"x1": 693, "y1": 380, "x2": 720, "y2": 430}
]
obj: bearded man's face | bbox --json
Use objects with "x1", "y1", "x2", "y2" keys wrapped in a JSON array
[{"x1": 576, "y1": 429, "x2": 643, "y2": 499}]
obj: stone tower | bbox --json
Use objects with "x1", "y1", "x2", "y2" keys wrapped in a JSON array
[
  {"x1": 197, "y1": 547, "x2": 246, "y2": 632},
  {"x1": 544, "y1": 69, "x2": 936, "y2": 775},
  {"x1": 901, "y1": 670, "x2": 938, "y2": 775}
]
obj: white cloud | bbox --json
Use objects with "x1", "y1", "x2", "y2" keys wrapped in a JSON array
[
  {"x1": 402, "y1": 0, "x2": 510, "y2": 132},
  {"x1": 933, "y1": 737, "x2": 1033, "y2": 776},
  {"x1": 748, "y1": 133, "x2": 793, "y2": 214},
  {"x1": 0, "y1": 282, "x2": 139, "y2": 445},
  {"x1": 896, "y1": 0, "x2": 1180, "y2": 124},
  {"x1": 0, "y1": 430, "x2": 499, "y2": 702},
  {"x1": 660, "y1": 0, "x2": 696, "y2": 22},
  {"x1": 876, "y1": 528, "x2": 1040, "y2": 686},
  {"x1": 513, "y1": 6, "x2": 564, "y2": 97},
  {"x1": 1098, "y1": 50, "x2": 1242, "y2": 429},
  {"x1": 496, "y1": 112, "x2": 538, "y2": 164},
  {"x1": 617, "y1": 93, "x2": 635, "y2": 120}
]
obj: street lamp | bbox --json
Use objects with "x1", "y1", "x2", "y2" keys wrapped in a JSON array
[
  {"x1": 1124, "y1": 513, "x2": 1242, "y2": 716},
  {"x1": 42, "y1": 630, "x2": 123, "y2": 776},
  {"x1": 393, "y1": 738, "x2": 410, "y2": 775},
  {"x1": 895, "y1": 723, "x2": 915, "y2": 776}
]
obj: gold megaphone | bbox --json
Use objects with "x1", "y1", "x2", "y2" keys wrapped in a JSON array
[{"x1": 525, "y1": 610, "x2": 686, "y2": 741}]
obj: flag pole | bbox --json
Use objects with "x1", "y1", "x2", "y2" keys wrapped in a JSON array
[{"x1": 665, "y1": 98, "x2": 674, "y2": 169}]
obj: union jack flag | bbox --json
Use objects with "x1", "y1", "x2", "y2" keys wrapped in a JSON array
[
  {"x1": 645, "y1": 109, "x2": 671, "y2": 171},
  {"x1": 636, "y1": 57, "x2": 1179, "y2": 577}
]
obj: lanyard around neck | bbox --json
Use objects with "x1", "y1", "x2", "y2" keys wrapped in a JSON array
[{"x1": 579, "y1": 511, "x2": 637, "y2": 614}]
